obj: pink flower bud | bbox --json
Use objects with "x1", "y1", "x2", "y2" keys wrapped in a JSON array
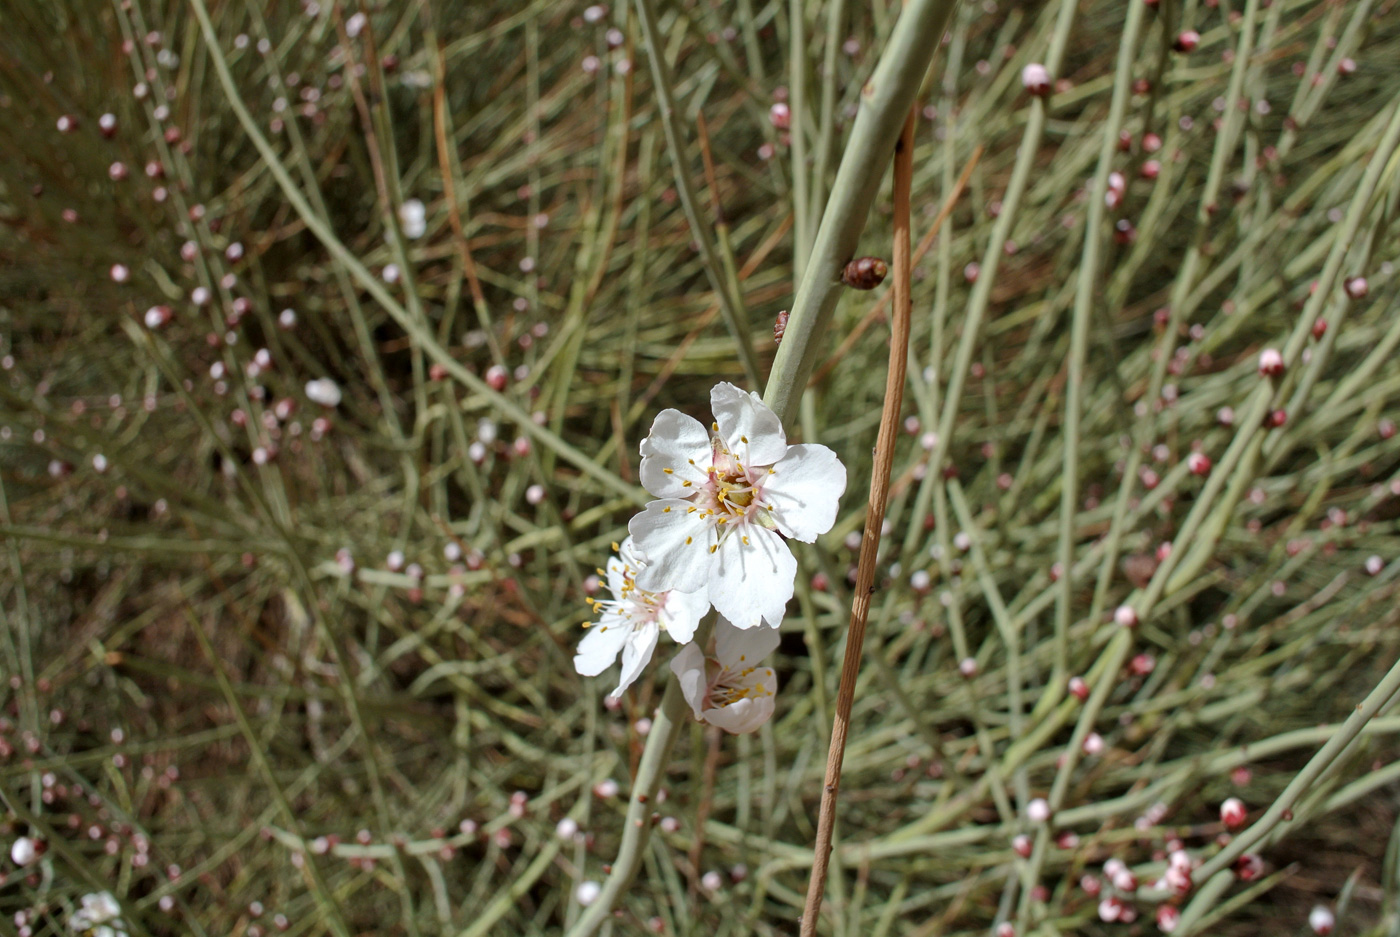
[
  {"x1": 1234, "y1": 853, "x2": 1263, "y2": 881},
  {"x1": 1258, "y1": 348, "x2": 1284, "y2": 377},
  {"x1": 1012, "y1": 833, "x2": 1032, "y2": 858},
  {"x1": 1068, "y1": 676, "x2": 1089, "y2": 701},
  {"x1": 1026, "y1": 798, "x2": 1050, "y2": 822},
  {"x1": 1021, "y1": 63, "x2": 1051, "y2": 96},
  {"x1": 1114, "y1": 605, "x2": 1139, "y2": 628},
  {"x1": 1174, "y1": 30, "x2": 1200, "y2": 52},
  {"x1": 1309, "y1": 906, "x2": 1335, "y2": 935},
  {"x1": 1344, "y1": 276, "x2": 1369, "y2": 299},
  {"x1": 1219, "y1": 797, "x2": 1246, "y2": 828},
  {"x1": 1187, "y1": 452, "x2": 1211, "y2": 475},
  {"x1": 768, "y1": 102, "x2": 790, "y2": 129},
  {"x1": 1157, "y1": 904, "x2": 1180, "y2": 933}
]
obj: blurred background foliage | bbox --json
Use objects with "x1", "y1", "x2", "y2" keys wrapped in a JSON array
[{"x1": 3, "y1": 0, "x2": 1400, "y2": 934}]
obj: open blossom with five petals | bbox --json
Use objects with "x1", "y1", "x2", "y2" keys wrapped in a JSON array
[
  {"x1": 573, "y1": 537, "x2": 710, "y2": 697},
  {"x1": 671, "y1": 618, "x2": 780, "y2": 734},
  {"x1": 630, "y1": 382, "x2": 845, "y2": 629}
]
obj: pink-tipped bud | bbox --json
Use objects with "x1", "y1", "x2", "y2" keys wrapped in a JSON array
[
  {"x1": 1112, "y1": 868, "x2": 1139, "y2": 892},
  {"x1": 1012, "y1": 834, "x2": 1032, "y2": 858},
  {"x1": 1219, "y1": 797, "x2": 1247, "y2": 829},
  {"x1": 1312, "y1": 318, "x2": 1328, "y2": 339},
  {"x1": 1234, "y1": 853, "x2": 1264, "y2": 881},
  {"x1": 144, "y1": 305, "x2": 172, "y2": 329},
  {"x1": 1337, "y1": 58, "x2": 1356, "y2": 76},
  {"x1": 1258, "y1": 348, "x2": 1284, "y2": 377},
  {"x1": 1174, "y1": 30, "x2": 1200, "y2": 52},
  {"x1": 1026, "y1": 798, "x2": 1050, "y2": 823},
  {"x1": 1140, "y1": 159, "x2": 1161, "y2": 179},
  {"x1": 1081, "y1": 874, "x2": 1102, "y2": 896},
  {"x1": 1082, "y1": 732, "x2": 1104, "y2": 755},
  {"x1": 1309, "y1": 906, "x2": 1335, "y2": 935},
  {"x1": 1157, "y1": 905, "x2": 1181, "y2": 933},
  {"x1": 1068, "y1": 676, "x2": 1089, "y2": 701},
  {"x1": 1021, "y1": 63, "x2": 1051, "y2": 96},
  {"x1": 1098, "y1": 897, "x2": 1125, "y2": 922},
  {"x1": 1114, "y1": 605, "x2": 1139, "y2": 628},
  {"x1": 959, "y1": 657, "x2": 978, "y2": 678},
  {"x1": 485, "y1": 364, "x2": 508, "y2": 391},
  {"x1": 1187, "y1": 452, "x2": 1211, "y2": 475},
  {"x1": 768, "y1": 102, "x2": 790, "y2": 130},
  {"x1": 1344, "y1": 276, "x2": 1369, "y2": 299}
]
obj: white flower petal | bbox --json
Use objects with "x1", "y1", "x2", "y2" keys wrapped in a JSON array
[
  {"x1": 670, "y1": 643, "x2": 709, "y2": 718},
  {"x1": 659, "y1": 587, "x2": 709, "y2": 645},
  {"x1": 630, "y1": 500, "x2": 715, "y2": 594},
  {"x1": 714, "y1": 617, "x2": 780, "y2": 669},
  {"x1": 639, "y1": 410, "x2": 712, "y2": 498},
  {"x1": 764, "y1": 444, "x2": 846, "y2": 542},
  {"x1": 613, "y1": 625, "x2": 659, "y2": 697},
  {"x1": 710, "y1": 382, "x2": 786, "y2": 467},
  {"x1": 573, "y1": 620, "x2": 630, "y2": 676},
  {"x1": 710, "y1": 524, "x2": 795, "y2": 629}
]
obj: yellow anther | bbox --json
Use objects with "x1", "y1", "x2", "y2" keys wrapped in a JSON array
[{"x1": 663, "y1": 467, "x2": 674, "y2": 474}]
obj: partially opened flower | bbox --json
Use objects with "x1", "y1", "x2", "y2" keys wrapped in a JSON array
[
  {"x1": 70, "y1": 891, "x2": 126, "y2": 936},
  {"x1": 630, "y1": 382, "x2": 845, "y2": 629},
  {"x1": 670, "y1": 618, "x2": 780, "y2": 734},
  {"x1": 574, "y1": 537, "x2": 709, "y2": 697}
]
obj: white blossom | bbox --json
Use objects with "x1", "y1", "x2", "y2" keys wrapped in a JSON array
[
  {"x1": 399, "y1": 198, "x2": 427, "y2": 239},
  {"x1": 629, "y1": 382, "x2": 845, "y2": 629},
  {"x1": 574, "y1": 538, "x2": 709, "y2": 697},
  {"x1": 10, "y1": 836, "x2": 39, "y2": 866},
  {"x1": 305, "y1": 378, "x2": 342, "y2": 408},
  {"x1": 70, "y1": 891, "x2": 126, "y2": 935},
  {"x1": 670, "y1": 618, "x2": 779, "y2": 734}
]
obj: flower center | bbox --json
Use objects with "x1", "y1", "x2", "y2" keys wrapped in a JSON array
[
  {"x1": 708, "y1": 436, "x2": 761, "y2": 516},
  {"x1": 587, "y1": 561, "x2": 665, "y2": 631},
  {"x1": 702, "y1": 661, "x2": 771, "y2": 709}
]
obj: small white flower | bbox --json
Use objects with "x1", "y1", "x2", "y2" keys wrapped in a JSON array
[
  {"x1": 574, "y1": 538, "x2": 709, "y2": 697},
  {"x1": 629, "y1": 382, "x2": 845, "y2": 629},
  {"x1": 305, "y1": 378, "x2": 342, "y2": 408},
  {"x1": 399, "y1": 199, "x2": 427, "y2": 239},
  {"x1": 670, "y1": 618, "x2": 779, "y2": 734},
  {"x1": 10, "y1": 836, "x2": 39, "y2": 866},
  {"x1": 71, "y1": 891, "x2": 126, "y2": 934}
]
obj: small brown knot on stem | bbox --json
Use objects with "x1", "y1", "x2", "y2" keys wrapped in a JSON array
[
  {"x1": 841, "y1": 256, "x2": 888, "y2": 290},
  {"x1": 773, "y1": 309, "x2": 789, "y2": 345}
]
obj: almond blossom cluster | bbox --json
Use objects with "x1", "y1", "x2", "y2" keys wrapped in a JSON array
[{"x1": 573, "y1": 382, "x2": 846, "y2": 732}]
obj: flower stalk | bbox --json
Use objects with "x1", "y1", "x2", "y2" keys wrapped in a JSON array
[{"x1": 800, "y1": 105, "x2": 917, "y2": 936}]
